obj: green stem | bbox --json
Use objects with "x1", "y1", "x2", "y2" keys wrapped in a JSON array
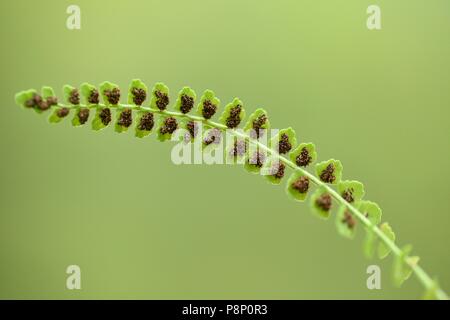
[{"x1": 59, "y1": 102, "x2": 448, "y2": 300}]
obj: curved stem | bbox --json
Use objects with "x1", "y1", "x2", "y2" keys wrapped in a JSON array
[{"x1": 58, "y1": 102, "x2": 448, "y2": 299}]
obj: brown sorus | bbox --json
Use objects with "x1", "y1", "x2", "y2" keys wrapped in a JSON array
[
  {"x1": 230, "y1": 140, "x2": 246, "y2": 157},
  {"x1": 249, "y1": 151, "x2": 265, "y2": 168},
  {"x1": 155, "y1": 90, "x2": 169, "y2": 110},
  {"x1": 78, "y1": 108, "x2": 90, "y2": 124},
  {"x1": 186, "y1": 121, "x2": 198, "y2": 139},
  {"x1": 69, "y1": 89, "x2": 80, "y2": 105},
  {"x1": 25, "y1": 98, "x2": 36, "y2": 108},
  {"x1": 26, "y1": 94, "x2": 46, "y2": 110},
  {"x1": 160, "y1": 117, "x2": 177, "y2": 134},
  {"x1": 88, "y1": 89, "x2": 100, "y2": 104},
  {"x1": 291, "y1": 176, "x2": 309, "y2": 194},
  {"x1": 278, "y1": 133, "x2": 292, "y2": 154},
  {"x1": 320, "y1": 163, "x2": 335, "y2": 183},
  {"x1": 37, "y1": 100, "x2": 49, "y2": 111},
  {"x1": 316, "y1": 194, "x2": 332, "y2": 212},
  {"x1": 99, "y1": 108, "x2": 112, "y2": 126},
  {"x1": 296, "y1": 147, "x2": 312, "y2": 167},
  {"x1": 46, "y1": 96, "x2": 58, "y2": 107},
  {"x1": 270, "y1": 162, "x2": 285, "y2": 179},
  {"x1": 251, "y1": 114, "x2": 267, "y2": 139},
  {"x1": 56, "y1": 107, "x2": 70, "y2": 118},
  {"x1": 138, "y1": 112, "x2": 154, "y2": 131},
  {"x1": 202, "y1": 100, "x2": 217, "y2": 119},
  {"x1": 132, "y1": 87, "x2": 146, "y2": 106},
  {"x1": 180, "y1": 94, "x2": 194, "y2": 114},
  {"x1": 104, "y1": 87, "x2": 121, "y2": 105},
  {"x1": 342, "y1": 188, "x2": 355, "y2": 203},
  {"x1": 342, "y1": 210, "x2": 356, "y2": 229},
  {"x1": 225, "y1": 105, "x2": 242, "y2": 128},
  {"x1": 203, "y1": 128, "x2": 221, "y2": 145},
  {"x1": 117, "y1": 109, "x2": 132, "y2": 127}
]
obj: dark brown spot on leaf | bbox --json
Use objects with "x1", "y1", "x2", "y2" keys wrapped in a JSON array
[
  {"x1": 296, "y1": 147, "x2": 312, "y2": 167},
  {"x1": 278, "y1": 133, "x2": 292, "y2": 154},
  {"x1": 319, "y1": 163, "x2": 335, "y2": 183},
  {"x1": 248, "y1": 151, "x2": 266, "y2": 168},
  {"x1": 117, "y1": 109, "x2": 132, "y2": 127},
  {"x1": 132, "y1": 87, "x2": 146, "y2": 106},
  {"x1": 270, "y1": 162, "x2": 285, "y2": 179},
  {"x1": 77, "y1": 108, "x2": 89, "y2": 124},
  {"x1": 316, "y1": 194, "x2": 332, "y2": 212},
  {"x1": 180, "y1": 94, "x2": 194, "y2": 114},
  {"x1": 203, "y1": 128, "x2": 222, "y2": 145},
  {"x1": 138, "y1": 112, "x2": 154, "y2": 131},
  {"x1": 230, "y1": 140, "x2": 247, "y2": 158},
  {"x1": 56, "y1": 107, "x2": 70, "y2": 118},
  {"x1": 342, "y1": 210, "x2": 356, "y2": 229},
  {"x1": 226, "y1": 105, "x2": 242, "y2": 128},
  {"x1": 202, "y1": 100, "x2": 217, "y2": 119},
  {"x1": 27, "y1": 94, "x2": 50, "y2": 110},
  {"x1": 88, "y1": 89, "x2": 100, "y2": 104},
  {"x1": 342, "y1": 188, "x2": 355, "y2": 203},
  {"x1": 160, "y1": 117, "x2": 178, "y2": 134},
  {"x1": 155, "y1": 90, "x2": 169, "y2": 110},
  {"x1": 185, "y1": 121, "x2": 198, "y2": 140},
  {"x1": 251, "y1": 114, "x2": 267, "y2": 139},
  {"x1": 291, "y1": 176, "x2": 309, "y2": 194},
  {"x1": 46, "y1": 96, "x2": 58, "y2": 107},
  {"x1": 99, "y1": 108, "x2": 111, "y2": 126},
  {"x1": 104, "y1": 88, "x2": 121, "y2": 105},
  {"x1": 69, "y1": 89, "x2": 80, "y2": 105}
]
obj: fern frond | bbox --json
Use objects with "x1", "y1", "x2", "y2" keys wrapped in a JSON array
[{"x1": 14, "y1": 80, "x2": 448, "y2": 300}]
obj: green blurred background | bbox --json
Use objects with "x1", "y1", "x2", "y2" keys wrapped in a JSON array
[{"x1": 0, "y1": 0, "x2": 449, "y2": 299}]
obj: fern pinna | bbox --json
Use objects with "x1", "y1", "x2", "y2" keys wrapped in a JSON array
[{"x1": 15, "y1": 79, "x2": 448, "y2": 300}]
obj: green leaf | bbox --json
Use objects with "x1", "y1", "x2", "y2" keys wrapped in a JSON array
[
  {"x1": 115, "y1": 108, "x2": 133, "y2": 133},
  {"x1": 134, "y1": 111, "x2": 155, "y2": 138},
  {"x1": 63, "y1": 84, "x2": 80, "y2": 105},
  {"x1": 202, "y1": 127, "x2": 222, "y2": 150},
  {"x1": 310, "y1": 186, "x2": 333, "y2": 219},
  {"x1": 286, "y1": 171, "x2": 311, "y2": 202},
  {"x1": 270, "y1": 127, "x2": 297, "y2": 155},
  {"x1": 219, "y1": 98, "x2": 246, "y2": 128},
  {"x1": 48, "y1": 107, "x2": 70, "y2": 124},
  {"x1": 156, "y1": 115, "x2": 178, "y2": 142},
  {"x1": 227, "y1": 140, "x2": 247, "y2": 164},
  {"x1": 336, "y1": 205, "x2": 357, "y2": 239},
  {"x1": 15, "y1": 89, "x2": 37, "y2": 108},
  {"x1": 315, "y1": 159, "x2": 343, "y2": 185},
  {"x1": 99, "y1": 81, "x2": 120, "y2": 106},
  {"x1": 378, "y1": 222, "x2": 396, "y2": 259},
  {"x1": 80, "y1": 82, "x2": 100, "y2": 105},
  {"x1": 197, "y1": 89, "x2": 220, "y2": 119},
  {"x1": 128, "y1": 79, "x2": 148, "y2": 106},
  {"x1": 262, "y1": 157, "x2": 286, "y2": 185},
  {"x1": 244, "y1": 147, "x2": 267, "y2": 174},
  {"x1": 358, "y1": 200, "x2": 382, "y2": 226},
  {"x1": 393, "y1": 245, "x2": 419, "y2": 287},
  {"x1": 289, "y1": 142, "x2": 317, "y2": 167},
  {"x1": 41, "y1": 86, "x2": 55, "y2": 99},
  {"x1": 91, "y1": 107, "x2": 112, "y2": 131},
  {"x1": 72, "y1": 107, "x2": 90, "y2": 127},
  {"x1": 150, "y1": 82, "x2": 170, "y2": 110},
  {"x1": 244, "y1": 108, "x2": 270, "y2": 139},
  {"x1": 363, "y1": 228, "x2": 377, "y2": 259},
  {"x1": 174, "y1": 86, "x2": 196, "y2": 114},
  {"x1": 226, "y1": 136, "x2": 247, "y2": 164},
  {"x1": 337, "y1": 180, "x2": 365, "y2": 204}
]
